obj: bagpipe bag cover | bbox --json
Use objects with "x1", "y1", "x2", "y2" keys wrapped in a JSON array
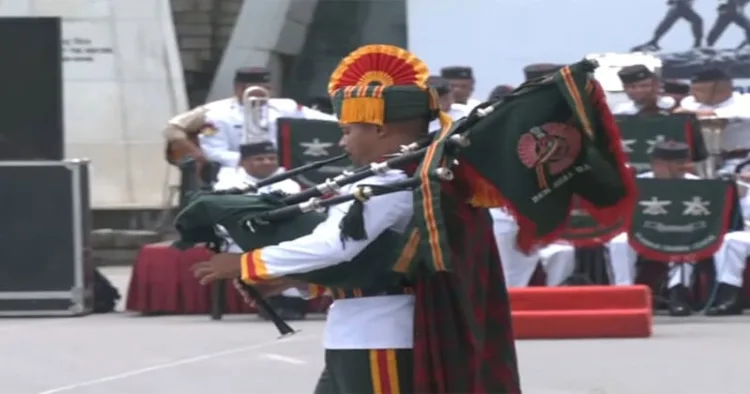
[
  {"x1": 415, "y1": 59, "x2": 637, "y2": 265},
  {"x1": 173, "y1": 192, "x2": 410, "y2": 288}
]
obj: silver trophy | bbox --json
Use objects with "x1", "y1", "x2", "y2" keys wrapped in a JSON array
[{"x1": 696, "y1": 116, "x2": 727, "y2": 178}]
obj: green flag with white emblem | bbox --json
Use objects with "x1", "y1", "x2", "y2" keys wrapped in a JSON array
[
  {"x1": 628, "y1": 178, "x2": 737, "y2": 262},
  {"x1": 615, "y1": 114, "x2": 707, "y2": 172},
  {"x1": 276, "y1": 117, "x2": 351, "y2": 188}
]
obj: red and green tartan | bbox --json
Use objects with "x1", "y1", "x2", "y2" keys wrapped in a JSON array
[
  {"x1": 408, "y1": 59, "x2": 637, "y2": 393},
  {"x1": 412, "y1": 178, "x2": 521, "y2": 394}
]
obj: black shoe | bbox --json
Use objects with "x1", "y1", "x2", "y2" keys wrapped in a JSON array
[
  {"x1": 667, "y1": 285, "x2": 692, "y2": 317},
  {"x1": 706, "y1": 283, "x2": 743, "y2": 316}
]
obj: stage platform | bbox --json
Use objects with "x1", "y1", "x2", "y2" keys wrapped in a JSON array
[{"x1": 2, "y1": 267, "x2": 750, "y2": 394}]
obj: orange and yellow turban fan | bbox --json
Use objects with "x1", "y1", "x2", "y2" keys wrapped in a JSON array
[{"x1": 327, "y1": 44, "x2": 452, "y2": 129}]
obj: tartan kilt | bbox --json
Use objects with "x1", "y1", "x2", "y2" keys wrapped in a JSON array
[{"x1": 412, "y1": 180, "x2": 521, "y2": 394}]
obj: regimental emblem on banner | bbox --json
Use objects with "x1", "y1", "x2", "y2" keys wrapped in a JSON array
[
  {"x1": 276, "y1": 117, "x2": 351, "y2": 188},
  {"x1": 518, "y1": 122, "x2": 587, "y2": 203},
  {"x1": 615, "y1": 114, "x2": 708, "y2": 172},
  {"x1": 300, "y1": 138, "x2": 334, "y2": 157},
  {"x1": 628, "y1": 178, "x2": 736, "y2": 262}
]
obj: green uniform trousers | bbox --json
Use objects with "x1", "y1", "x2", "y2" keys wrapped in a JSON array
[{"x1": 313, "y1": 349, "x2": 413, "y2": 394}]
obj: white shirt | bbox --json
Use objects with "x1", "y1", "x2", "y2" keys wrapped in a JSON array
[
  {"x1": 199, "y1": 98, "x2": 337, "y2": 168},
  {"x1": 679, "y1": 92, "x2": 750, "y2": 151},
  {"x1": 256, "y1": 170, "x2": 415, "y2": 349},
  {"x1": 213, "y1": 166, "x2": 301, "y2": 195},
  {"x1": 464, "y1": 97, "x2": 482, "y2": 110},
  {"x1": 611, "y1": 97, "x2": 675, "y2": 115},
  {"x1": 429, "y1": 104, "x2": 469, "y2": 133}
]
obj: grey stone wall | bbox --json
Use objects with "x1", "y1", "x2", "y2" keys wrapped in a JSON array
[{"x1": 171, "y1": 0, "x2": 243, "y2": 105}]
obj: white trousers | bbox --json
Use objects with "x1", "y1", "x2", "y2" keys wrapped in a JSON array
[
  {"x1": 607, "y1": 231, "x2": 749, "y2": 288},
  {"x1": 495, "y1": 231, "x2": 576, "y2": 287},
  {"x1": 712, "y1": 231, "x2": 750, "y2": 287}
]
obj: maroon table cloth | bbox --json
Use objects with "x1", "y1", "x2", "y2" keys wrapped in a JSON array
[{"x1": 126, "y1": 243, "x2": 329, "y2": 314}]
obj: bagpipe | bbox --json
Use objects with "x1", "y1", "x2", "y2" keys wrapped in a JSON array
[
  {"x1": 173, "y1": 104, "x2": 492, "y2": 336},
  {"x1": 173, "y1": 59, "x2": 638, "y2": 336}
]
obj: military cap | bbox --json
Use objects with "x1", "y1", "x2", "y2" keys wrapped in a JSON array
[
  {"x1": 651, "y1": 141, "x2": 690, "y2": 161},
  {"x1": 328, "y1": 45, "x2": 439, "y2": 126},
  {"x1": 427, "y1": 75, "x2": 451, "y2": 96},
  {"x1": 488, "y1": 84, "x2": 514, "y2": 101},
  {"x1": 235, "y1": 67, "x2": 271, "y2": 84},
  {"x1": 663, "y1": 80, "x2": 690, "y2": 95},
  {"x1": 691, "y1": 68, "x2": 731, "y2": 83},
  {"x1": 523, "y1": 64, "x2": 563, "y2": 81},
  {"x1": 240, "y1": 141, "x2": 276, "y2": 158},
  {"x1": 617, "y1": 65, "x2": 654, "y2": 84},
  {"x1": 440, "y1": 66, "x2": 474, "y2": 80}
]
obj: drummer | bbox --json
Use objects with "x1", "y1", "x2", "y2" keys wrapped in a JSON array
[{"x1": 674, "y1": 68, "x2": 750, "y2": 172}]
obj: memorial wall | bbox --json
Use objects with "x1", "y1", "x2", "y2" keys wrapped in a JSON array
[{"x1": 0, "y1": 0, "x2": 188, "y2": 209}]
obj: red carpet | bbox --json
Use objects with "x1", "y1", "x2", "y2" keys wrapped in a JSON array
[{"x1": 509, "y1": 286, "x2": 653, "y2": 339}]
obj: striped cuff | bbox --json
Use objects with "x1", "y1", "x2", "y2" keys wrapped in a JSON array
[
  {"x1": 240, "y1": 249, "x2": 271, "y2": 284},
  {"x1": 308, "y1": 284, "x2": 327, "y2": 299}
]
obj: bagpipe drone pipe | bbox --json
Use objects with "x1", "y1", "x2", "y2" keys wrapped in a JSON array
[{"x1": 172, "y1": 59, "x2": 637, "y2": 336}]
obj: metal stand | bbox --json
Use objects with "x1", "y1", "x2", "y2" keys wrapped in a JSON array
[
  {"x1": 210, "y1": 279, "x2": 226, "y2": 320},
  {"x1": 178, "y1": 158, "x2": 199, "y2": 209},
  {"x1": 697, "y1": 117, "x2": 727, "y2": 178}
]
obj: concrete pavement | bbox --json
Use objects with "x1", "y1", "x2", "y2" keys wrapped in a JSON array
[{"x1": 1, "y1": 267, "x2": 748, "y2": 394}]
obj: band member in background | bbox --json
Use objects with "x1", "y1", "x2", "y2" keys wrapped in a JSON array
[
  {"x1": 707, "y1": 0, "x2": 750, "y2": 49},
  {"x1": 675, "y1": 68, "x2": 750, "y2": 171},
  {"x1": 709, "y1": 168, "x2": 750, "y2": 315},
  {"x1": 426, "y1": 76, "x2": 469, "y2": 131},
  {"x1": 631, "y1": 0, "x2": 703, "y2": 52},
  {"x1": 608, "y1": 142, "x2": 701, "y2": 316},
  {"x1": 199, "y1": 67, "x2": 337, "y2": 170},
  {"x1": 662, "y1": 80, "x2": 691, "y2": 109},
  {"x1": 439, "y1": 66, "x2": 482, "y2": 109},
  {"x1": 491, "y1": 208, "x2": 577, "y2": 287},
  {"x1": 522, "y1": 63, "x2": 563, "y2": 82},
  {"x1": 612, "y1": 65, "x2": 675, "y2": 115},
  {"x1": 488, "y1": 84, "x2": 514, "y2": 101},
  {"x1": 213, "y1": 140, "x2": 300, "y2": 194},
  {"x1": 213, "y1": 138, "x2": 306, "y2": 320},
  {"x1": 164, "y1": 102, "x2": 219, "y2": 165}
]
